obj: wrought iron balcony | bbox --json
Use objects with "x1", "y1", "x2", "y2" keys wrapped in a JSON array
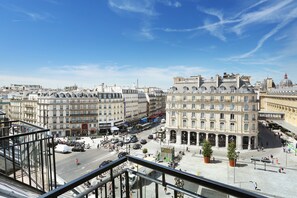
[
  {"x1": 40, "y1": 156, "x2": 265, "y2": 198},
  {"x1": 0, "y1": 120, "x2": 56, "y2": 193}
]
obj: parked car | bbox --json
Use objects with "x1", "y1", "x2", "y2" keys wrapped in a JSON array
[
  {"x1": 148, "y1": 134, "x2": 153, "y2": 139},
  {"x1": 140, "y1": 139, "x2": 147, "y2": 144},
  {"x1": 133, "y1": 143, "x2": 142, "y2": 150},
  {"x1": 111, "y1": 138, "x2": 119, "y2": 144},
  {"x1": 118, "y1": 151, "x2": 129, "y2": 159},
  {"x1": 123, "y1": 138, "x2": 130, "y2": 144},
  {"x1": 72, "y1": 145, "x2": 85, "y2": 152},
  {"x1": 55, "y1": 144, "x2": 72, "y2": 154},
  {"x1": 99, "y1": 160, "x2": 112, "y2": 168},
  {"x1": 117, "y1": 141, "x2": 124, "y2": 147},
  {"x1": 130, "y1": 136, "x2": 138, "y2": 143}
]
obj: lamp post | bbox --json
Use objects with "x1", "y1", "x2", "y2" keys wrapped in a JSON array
[{"x1": 233, "y1": 151, "x2": 240, "y2": 183}]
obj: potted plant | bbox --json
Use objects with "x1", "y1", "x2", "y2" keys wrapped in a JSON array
[
  {"x1": 202, "y1": 140, "x2": 213, "y2": 163},
  {"x1": 143, "y1": 148, "x2": 148, "y2": 157},
  {"x1": 227, "y1": 141, "x2": 237, "y2": 167}
]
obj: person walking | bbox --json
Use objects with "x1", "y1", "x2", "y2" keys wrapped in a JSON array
[{"x1": 76, "y1": 158, "x2": 79, "y2": 166}]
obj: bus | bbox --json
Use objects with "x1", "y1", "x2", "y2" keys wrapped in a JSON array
[{"x1": 140, "y1": 123, "x2": 152, "y2": 131}]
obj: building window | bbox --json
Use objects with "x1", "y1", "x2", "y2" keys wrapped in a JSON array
[
  {"x1": 220, "y1": 113, "x2": 224, "y2": 119},
  {"x1": 230, "y1": 103, "x2": 235, "y2": 110},
  {"x1": 220, "y1": 96, "x2": 224, "y2": 102},
  {"x1": 192, "y1": 96, "x2": 195, "y2": 101},
  {"x1": 183, "y1": 104, "x2": 187, "y2": 109},
  {"x1": 183, "y1": 96, "x2": 187, "y2": 101},
  {"x1": 230, "y1": 113, "x2": 235, "y2": 120},
  {"x1": 230, "y1": 123, "x2": 235, "y2": 131},
  {"x1": 192, "y1": 112, "x2": 195, "y2": 118},
  {"x1": 200, "y1": 121, "x2": 205, "y2": 129},
  {"x1": 201, "y1": 112, "x2": 205, "y2": 119},
  {"x1": 252, "y1": 114, "x2": 256, "y2": 120},
  {"x1": 210, "y1": 104, "x2": 214, "y2": 110},
  {"x1": 192, "y1": 104, "x2": 195, "y2": 109},
  {"x1": 210, "y1": 122, "x2": 214, "y2": 129},
  {"x1": 244, "y1": 96, "x2": 249, "y2": 102},
  {"x1": 183, "y1": 120, "x2": 187, "y2": 127},
  {"x1": 252, "y1": 124, "x2": 255, "y2": 130},
  {"x1": 171, "y1": 119, "x2": 176, "y2": 126},
  {"x1": 172, "y1": 111, "x2": 176, "y2": 116},
  {"x1": 183, "y1": 112, "x2": 187, "y2": 117},
  {"x1": 210, "y1": 113, "x2": 214, "y2": 119},
  {"x1": 252, "y1": 105, "x2": 256, "y2": 111},
  {"x1": 192, "y1": 121, "x2": 196, "y2": 128},
  {"x1": 201, "y1": 104, "x2": 205, "y2": 109},
  {"x1": 172, "y1": 96, "x2": 175, "y2": 101},
  {"x1": 172, "y1": 103, "x2": 175, "y2": 108},
  {"x1": 244, "y1": 104, "x2": 249, "y2": 111},
  {"x1": 201, "y1": 96, "x2": 205, "y2": 101},
  {"x1": 231, "y1": 96, "x2": 235, "y2": 102},
  {"x1": 244, "y1": 124, "x2": 249, "y2": 131},
  {"x1": 210, "y1": 96, "x2": 214, "y2": 101},
  {"x1": 220, "y1": 122, "x2": 225, "y2": 130},
  {"x1": 244, "y1": 114, "x2": 249, "y2": 120},
  {"x1": 219, "y1": 104, "x2": 224, "y2": 110}
]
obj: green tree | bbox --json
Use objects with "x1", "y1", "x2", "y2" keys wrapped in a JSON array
[
  {"x1": 227, "y1": 141, "x2": 237, "y2": 160},
  {"x1": 202, "y1": 140, "x2": 213, "y2": 157}
]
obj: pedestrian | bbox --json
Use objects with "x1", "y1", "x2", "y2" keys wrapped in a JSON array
[
  {"x1": 164, "y1": 187, "x2": 167, "y2": 194},
  {"x1": 97, "y1": 144, "x2": 99, "y2": 149},
  {"x1": 76, "y1": 158, "x2": 79, "y2": 166},
  {"x1": 199, "y1": 149, "x2": 202, "y2": 155}
]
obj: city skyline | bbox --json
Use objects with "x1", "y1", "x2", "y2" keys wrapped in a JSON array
[{"x1": 1, "y1": 0, "x2": 297, "y2": 89}]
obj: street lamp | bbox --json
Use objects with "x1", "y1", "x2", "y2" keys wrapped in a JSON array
[{"x1": 233, "y1": 151, "x2": 240, "y2": 183}]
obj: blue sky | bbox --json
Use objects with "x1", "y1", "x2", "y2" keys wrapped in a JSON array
[{"x1": 0, "y1": 0, "x2": 297, "y2": 89}]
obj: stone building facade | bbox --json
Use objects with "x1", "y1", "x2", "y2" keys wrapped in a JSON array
[{"x1": 166, "y1": 73, "x2": 258, "y2": 150}]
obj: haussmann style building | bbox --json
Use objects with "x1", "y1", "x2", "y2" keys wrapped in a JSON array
[{"x1": 165, "y1": 73, "x2": 258, "y2": 150}]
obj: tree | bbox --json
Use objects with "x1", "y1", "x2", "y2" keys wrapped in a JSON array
[
  {"x1": 142, "y1": 148, "x2": 148, "y2": 154},
  {"x1": 227, "y1": 141, "x2": 237, "y2": 160},
  {"x1": 202, "y1": 140, "x2": 213, "y2": 157}
]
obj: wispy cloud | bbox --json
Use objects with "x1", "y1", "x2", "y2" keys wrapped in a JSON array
[
  {"x1": 159, "y1": 0, "x2": 181, "y2": 8},
  {"x1": 0, "y1": 3, "x2": 53, "y2": 22},
  {"x1": 108, "y1": 0, "x2": 157, "y2": 16},
  {"x1": 232, "y1": 0, "x2": 294, "y2": 35},
  {"x1": 227, "y1": 7, "x2": 297, "y2": 60}
]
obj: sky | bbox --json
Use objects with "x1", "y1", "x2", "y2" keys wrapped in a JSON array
[{"x1": 0, "y1": 0, "x2": 297, "y2": 90}]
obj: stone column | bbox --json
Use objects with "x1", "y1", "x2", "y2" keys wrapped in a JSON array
[
  {"x1": 236, "y1": 135, "x2": 242, "y2": 150},
  {"x1": 188, "y1": 131, "x2": 191, "y2": 146},
  {"x1": 215, "y1": 134, "x2": 219, "y2": 148},
  {"x1": 176, "y1": 130, "x2": 181, "y2": 145},
  {"x1": 226, "y1": 135, "x2": 229, "y2": 148},
  {"x1": 248, "y1": 137, "x2": 251, "y2": 150}
]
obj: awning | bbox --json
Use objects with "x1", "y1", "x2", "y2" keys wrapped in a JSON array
[{"x1": 111, "y1": 126, "x2": 119, "y2": 131}]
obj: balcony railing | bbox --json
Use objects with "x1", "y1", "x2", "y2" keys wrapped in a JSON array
[
  {"x1": 40, "y1": 156, "x2": 265, "y2": 198},
  {"x1": 0, "y1": 120, "x2": 56, "y2": 193}
]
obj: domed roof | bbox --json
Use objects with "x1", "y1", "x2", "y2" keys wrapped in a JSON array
[{"x1": 280, "y1": 73, "x2": 293, "y2": 87}]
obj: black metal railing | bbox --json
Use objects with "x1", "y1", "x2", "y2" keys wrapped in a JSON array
[
  {"x1": 0, "y1": 120, "x2": 56, "y2": 193},
  {"x1": 40, "y1": 156, "x2": 266, "y2": 198}
]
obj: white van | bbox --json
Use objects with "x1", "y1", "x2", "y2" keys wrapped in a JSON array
[{"x1": 55, "y1": 144, "x2": 72, "y2": 154}]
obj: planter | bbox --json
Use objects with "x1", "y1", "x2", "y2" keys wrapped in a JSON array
[
  {"x1": 229, "y1": 159, "x2": 235, "y2": 167},
  {"x1": 204, "y1": 157, "x2": 210, "y2": 163}
]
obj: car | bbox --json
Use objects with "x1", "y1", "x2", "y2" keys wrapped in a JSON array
[
  {"x1": 117, "y1": 141, "x2": 124, "y2": 147},
  {"x1": 99, "y1": 160, "x2": 112, "y2": 168},
  {"x1": 123, "y1": 138, "x2": 130, "y2": 144},
  {"x1": 118, "y1": 151, "x2": 129, "y2": 158},
  {"x1": 140, "y1": 139, "x2": 147, "y2": 144},
  {"x1": 111, "y1": 138, "x2": 119, "y2": 144},
  {"x1": 133, "y1": 143, "x2": 142, "y2": 150},
  {"x1": 72, "y1": 145, "x2": 85, "y2": 152},
  {"x1": 130, "y1": 136, "x2": 138, "y2": 143},
  {"x1": 148, "y1": 134, "x2": 153, "y2": 139}
]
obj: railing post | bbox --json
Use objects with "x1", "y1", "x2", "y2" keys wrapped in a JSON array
[
  {"x1": 139, "y1": 177, "x2": 143, "y2": 198},
  {"x1": 27, "y1": 142, "x2": 32, "y2": 187},
  {"x1": 125, "y1": 171, "x2": 130, "y2": 198},
  {"x1": 155, "y1": 182, "x2": 158, "y2": 198},
  {"x1": 12, "y1": 137, "x2": 16, "y2": 180},
  {"x1": 52, "y1": 136, "x2": 57, "y2": 189},
  {"x1": 110, "y1": 169, "x2": 115, "y2": 198},
  {"x1": 40, "y1": 140, "x2": 45, "y2": 191}
]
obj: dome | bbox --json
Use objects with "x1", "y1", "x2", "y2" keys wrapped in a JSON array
[{"x1": 280, "y1": 73, "x2": 293, "y2": 87}]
